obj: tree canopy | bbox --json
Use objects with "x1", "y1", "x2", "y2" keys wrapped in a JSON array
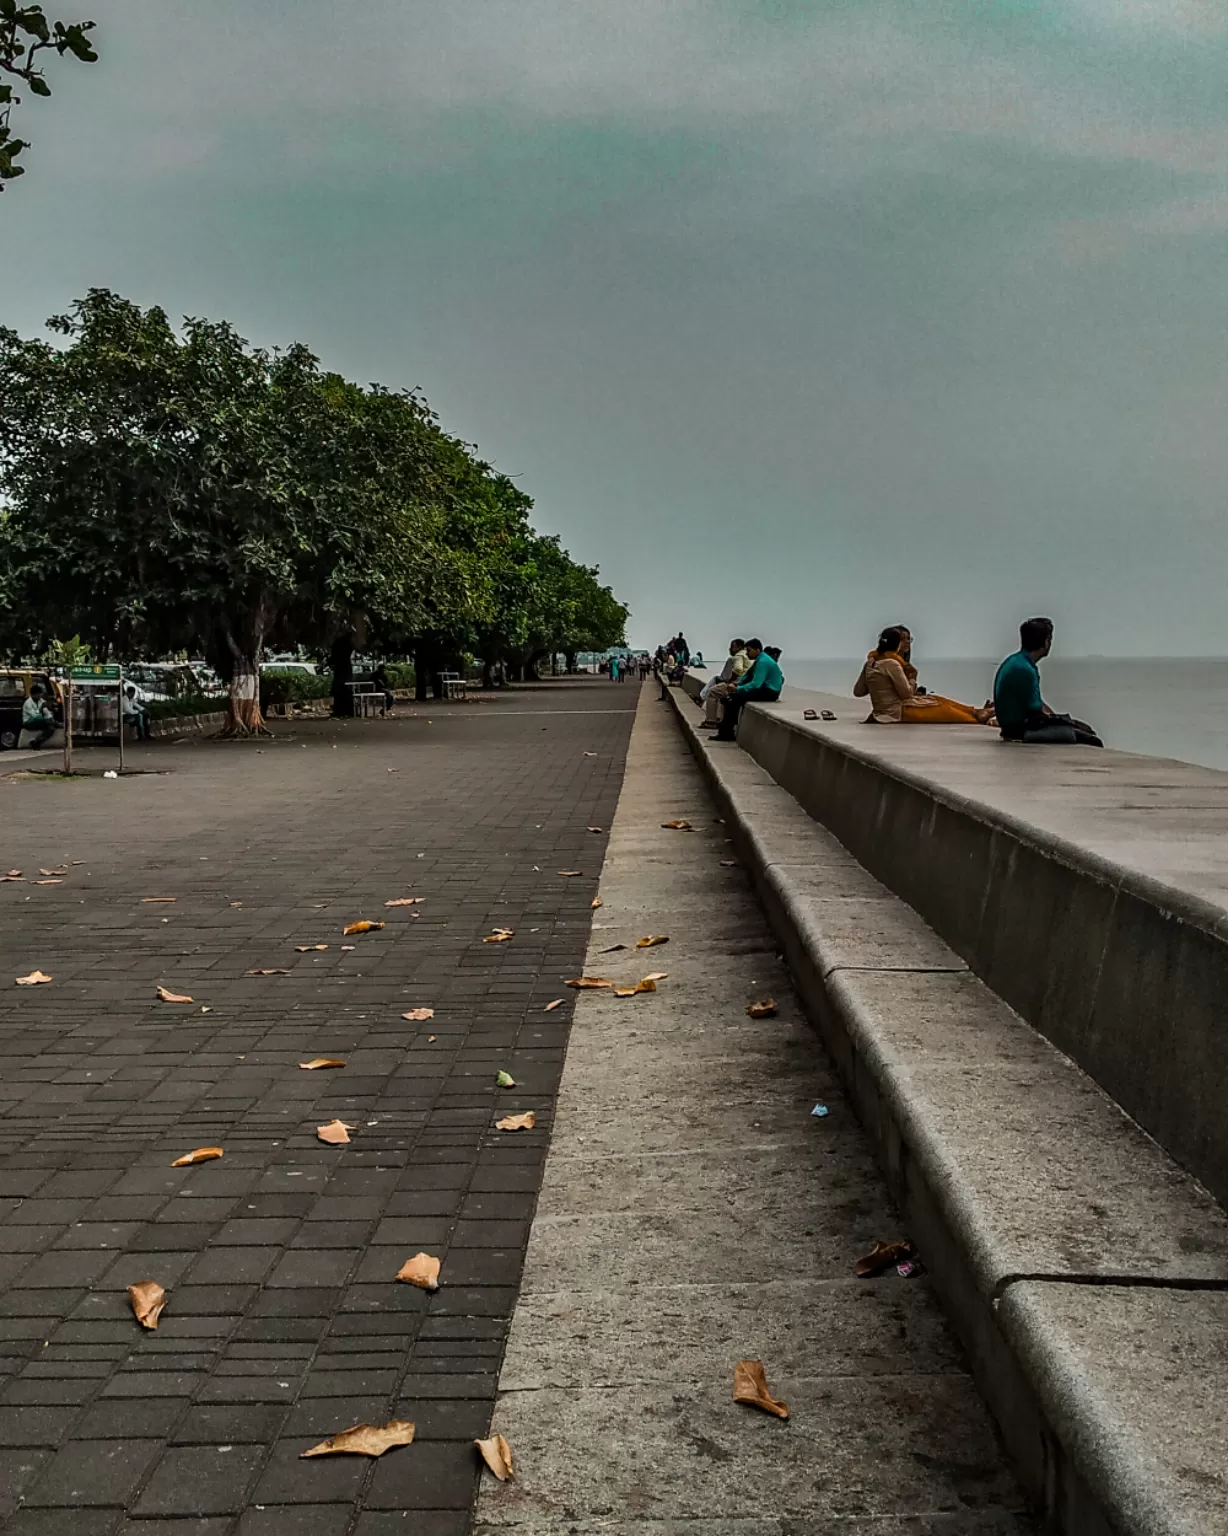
[
  {"x1": 0, "y1": 4, "x2": 97, "y2": 189},
  {"x1": 0, "y1": 290, "x2": 628, "y2": 729}
]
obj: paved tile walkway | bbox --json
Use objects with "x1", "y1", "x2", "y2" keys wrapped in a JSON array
[
  {"x1": 0, "y1": 679, "x2": 637, "y2": 1535},
  {"x1": 477, "y1": 687, "x2": 1036, "y2": 1533}
]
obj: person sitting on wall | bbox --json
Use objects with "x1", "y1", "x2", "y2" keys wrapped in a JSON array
[
  {"x1": 19, "y1": 684, "x2": 57, "y2": 749},
  {"x1": 713, "y1": 639, "x2": 783, "y2": 741},
  {"x1": 700, "y1": 638, "x2": 751, "y2": 729},
  {"x1": 994, "y1": 618, "x2": 1103, "y2": 746},
  {"x1": 122, "y1": 684, "x2": 151, "y2": 740},
  {"x1": 854, "y1": 628, "x2": 993, "y2": 724}
]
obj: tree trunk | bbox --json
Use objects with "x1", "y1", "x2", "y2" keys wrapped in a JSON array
[
  {"x1": 221, "y1": 660, "x2": 268, "y2": 737},
  {"x1": 330, "y1": 635, "x2": 354, "y2": 717},
  {"x1": 566, "y1": 651, "x2": 578, "y2": 674}
]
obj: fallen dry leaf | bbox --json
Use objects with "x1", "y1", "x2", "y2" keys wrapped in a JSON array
[
  {"x1": 300, "y1": 1421, "x2": 416, "y2": 1459},
  {"x1": 733, "y1": 1359, "x2": 790, "y2": 1419},
  {"x1": 483, "y1": 930, "x2": 514, "y2": 943},
  {"x1": 15, "y1": 970, "x2": 52, "y2": 986},
  {"x1": 565, "y1": 976, "x2": 614, "y2": 989},
  {"x1": 142, "y1": 897, "x2": 176, "y2": 904},
  {"x1": 746, "y1": 999, "x2": 778, "y2": 1018},
  {"x1": 299, "y1": 1057, "x2": 345, "y2": 1071},
  {"x1": 557, "y1": 870, "x2": 583, "y2": 877},
  {"x1": 600, "y1": 943, "x2": 628, "y2": 953},
  {"x1": 39, "y1": 868, "x2": 67, "y2": 877},
  {"x1": 428, "y1": 1035, "x2": 437, "y2": 1042},
  {"x1": 384, "y1": 897, "x2": 424, "y2": 907},
  {"x1": 171, "y1": 1147, "x2": 223, "y2": 1167},
  {"x1": 0, "y1": 875, "x2": 24, "y2": 883},
  {"x1": 856, "y1": 1239, "x2": 914, "y2": 1278},
  {"x1": 128, "y1": 1281, "x2": 166, "y2": 1330},
  {"x1": 317, "y1": 1119, "x2": 355, "y2": 1145},
  {"x1": 583, "y1": 751, "x2": 597, "y2": 757},
  {"x1": 156, "y1": 985, "x2": 194, "y2": 1004},
  {"x1": 587, "y1": 826, "x2": 603, "y2": 834},
  {"x1": 5, "y1": 869, "x2": 21, "y2": 877},
  {"x1": 591, "y1": 896, "x2": 603, "y2": 909},
  {"x1": 402, "y1": 1008, "x2": 434, "y2": 1022},
  {"x1": 475, "y1": 1433, "x2": 514, "y2": 1481},
  {"x1": 295, "y1": 944, "x2": 329, "y2": 952},
  {"x1": 720, "y1": 860, "x2": 737, "y2": 867},
  {"x1": 246, "y1": 968, "x2": 290, "y2": 976},
  {"x1": 661, "y1": 820, "x2": 693, "y2": 830},
  {"x1": 543, "y1": 999, "x2": 563, "y2": 1012},
  {"x1": 641, "y1": 971, "x2": 669, "y2": 983},
  {"x1": 496, "y1": 1070, "x2": 515, "y2": 1088},
  {"x1": 396, "y1": 1252, "x2": 441, "y2": 1291},
  {"x1": 35, "y1": 879, "x2": 62, "y2": 886},
  {"x1": 614, "y1": 978, "x2": 658, "y2": 997},
  {"x1": 636, "y1": 935, "x2": 669, "y2": 948},
  {"x1": 343, "y1": 920, "x2": 385, "y2": 935},
  {"x1": 495, "y1": 1111, "x2": 536, "y2": 1132}
]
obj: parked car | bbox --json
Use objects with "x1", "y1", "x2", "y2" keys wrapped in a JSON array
[{"x1": 0, "y1": 670, "x2": 64, "y2": 750}]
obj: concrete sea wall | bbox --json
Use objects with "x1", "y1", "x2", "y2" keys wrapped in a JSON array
[{"x1": 686, "y1": 672, "x2": 1228, "y2": 1207}]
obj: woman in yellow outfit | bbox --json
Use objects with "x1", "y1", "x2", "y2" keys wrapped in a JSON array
[{"x1": 854, "y1": 627, "x2": 993, "y2": 725}]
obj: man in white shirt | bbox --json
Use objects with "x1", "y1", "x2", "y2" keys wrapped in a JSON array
[{"x1": 700, "y1": 638, "x2": 749, "y2": 728}]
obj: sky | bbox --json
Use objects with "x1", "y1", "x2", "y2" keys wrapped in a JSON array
[{"x1": 2, "y1": 0, "x2": 1226, "y2": 658}]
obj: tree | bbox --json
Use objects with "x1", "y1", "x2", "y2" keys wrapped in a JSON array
[{"x1": 1, "y1": 3, "x2": 97, "y2": 190}]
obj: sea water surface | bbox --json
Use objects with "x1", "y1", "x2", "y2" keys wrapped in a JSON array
[{"x1": 783, "y1": 658, "x2": 1228, "y2": 774}]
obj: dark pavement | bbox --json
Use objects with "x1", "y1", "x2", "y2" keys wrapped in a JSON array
[{"x1": 0, "y1": 678, "x2": 638, "y2": 1534}]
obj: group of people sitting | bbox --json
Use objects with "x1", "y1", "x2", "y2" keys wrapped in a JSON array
[
  {"x1": 698, "y1": 638, "x2": 785, "y2": 741},
  {"x1": 854, "y1": 617, "x2": 1101, "y2": 746}
]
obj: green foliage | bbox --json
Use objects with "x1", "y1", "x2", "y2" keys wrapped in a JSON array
[
  {"x1": 0, "y1": 5, "x2": 98, "y2": 188},
  {"x1": 383, "y1": 663, "x2": 416, "y2": 691},
  {"x1": 258, "y1": 669, "x2": 332, "y2": 708},
  {"x1": 41, "y1": 632, "x2": 91, "y2": 667},
  {"x1": 0, "y1": 289, "x2": 629, "y2": 695},
  {"x1": 144, "y1": 693, "x2": 220, "y2": 723}
]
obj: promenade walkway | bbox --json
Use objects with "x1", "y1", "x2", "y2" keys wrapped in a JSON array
[
  {"x1": 0, "y1": 678, "x2": 1032, "y2": 1532},
  {"x1": 0, "y1": 680, "x2": 636, "y2": 1534},
  {"x1": 477, "y1": 688, "x2": 1033, "y2": 1533}
]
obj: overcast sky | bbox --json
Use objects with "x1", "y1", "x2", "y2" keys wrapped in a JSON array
[{"x1": 2, "y1": 0, "x2": 1226, "y2": 657}]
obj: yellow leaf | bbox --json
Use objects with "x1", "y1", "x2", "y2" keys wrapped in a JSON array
[
  {"x1": 483, "y1": 930, "x2": 514, "y2": 943},
  {"x1": 590, "y1": 896, "x2": 603, "y2": 909},
  {"x1": 475, "y1": 1433, "x2": 514, "y2": 1481},
  {"x1": 171, "y1": 1147, "x2": 223, "y2": 1167},
  {"x1": 300, "y1": 1421, "x2": 416, "y2": 1459},
  {"x1": 128, "y1": 1281, "x2": 166, "y2": 1330},
  {"x1": 317, "y1": 1119, "x2": 354, "y2": 1145},
  {"x1": 733, "y1": 1359, "x2": 789, "y2": 1419},
  {"x1": 402, "y1": 1008, "x2": 434, "y2": 1022},
  {"x1": 295, "y1": 944, "x2": 329, "y2": 952},
  {"x1": 396, "y1": 1252, "x2": 441, "y2": 1291},
  {"x1": 636, "y1": 936, "x2": 669, "y2": 948},
  {"x1": 564, "y1": 977, "x2": 614, "y2": 989},
  {"x1": 343, "y1": 920, "x2": 385, "y2": 935},
  {"x1": 495, "y1": 1111, "x2": 536, "y2": 1132},
  {"x1": 299, "y1": 1058, "x2": 345, "y2": 1071},
  {"x1": 746, "y1": 999, "x2": 778, "y2": 1018},
  {"x1": 15, "y1": 970, "x2": 52, "y2": 986},
  {"x1": 661, "y1": 820, "x2": 693, "y2": 830},
  {"x1": 543, "y1": 999, "x2": 563, "y2": 1012},
  {"x1": 156, "y1": 985, "x2": 194, "y2": 1004}
]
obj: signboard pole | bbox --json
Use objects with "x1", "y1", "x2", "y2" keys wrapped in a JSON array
[
  {"x1": 117, "y1": 665, "x2": 125, "y2": 775},
  {"x1": 63, "y1": 678, "x2": 73, "y2": 776}
]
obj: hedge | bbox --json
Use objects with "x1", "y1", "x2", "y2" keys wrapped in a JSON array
[{"x1": 259, "y1": 669, "x2": 333, "y2": 707}]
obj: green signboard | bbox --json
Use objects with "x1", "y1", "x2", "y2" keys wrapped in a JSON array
[{"x1": 69, "y1": 664, "x2": 121, "y2": 681}]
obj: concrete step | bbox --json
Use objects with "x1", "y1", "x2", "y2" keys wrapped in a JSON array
[{"x1": 666, "y1": 682, "x2": 1228, "y2": 1536}]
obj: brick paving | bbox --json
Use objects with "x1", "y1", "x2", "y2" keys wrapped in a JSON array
[{"x1": 0, "y1": 678, "x2": 638, "y2": 1534}]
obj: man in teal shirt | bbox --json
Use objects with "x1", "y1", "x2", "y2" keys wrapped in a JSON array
[
  {"x1": 993, "y1": 618, "x2": 1102, "y2": 747},
  {"x1": 714, "y1": 639, "x2": 783, "y2": 741}
]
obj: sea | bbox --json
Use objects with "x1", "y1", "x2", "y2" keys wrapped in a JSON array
[{"x1": 782, "y1": 658, "x2": 1228, "y2": 774}]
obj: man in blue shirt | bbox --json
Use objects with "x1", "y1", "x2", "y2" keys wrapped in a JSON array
[
  {"x1": 993, "y1": 618, "x2": 1102, "y2": 747},
  {"x1": 714, "y1": 639, "x2": 783, "y2": 741}
]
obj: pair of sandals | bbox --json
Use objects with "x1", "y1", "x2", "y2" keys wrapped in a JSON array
[{"x1": 803, "y1": 708, "x2": 837, "y2": 723}]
